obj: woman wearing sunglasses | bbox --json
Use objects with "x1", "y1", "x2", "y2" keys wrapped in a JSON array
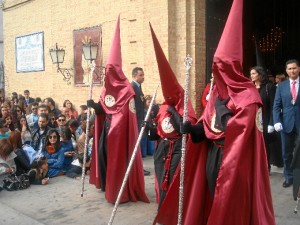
[{"x1": 42, "y1": 128, "x2": 65, "y2": 177}]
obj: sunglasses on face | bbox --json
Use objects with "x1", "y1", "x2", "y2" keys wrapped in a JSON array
[
  {"x1": 32, "y1": 108, "x2": 38, "y2": 110},
  {"x1": 49, "y1": 135, "x2": 57, "y2": 139},
  {"x1": 57, "y1": 119, "x2": 66, "y2": 122}
]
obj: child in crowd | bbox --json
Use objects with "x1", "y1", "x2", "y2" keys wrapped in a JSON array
[{"x1": 28, "y1": 156, "x2": 49, "y2": 185}]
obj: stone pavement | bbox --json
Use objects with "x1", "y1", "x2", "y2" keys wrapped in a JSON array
[{"x1": 0, "y1": 157, "x2": 299, "y2": 225}]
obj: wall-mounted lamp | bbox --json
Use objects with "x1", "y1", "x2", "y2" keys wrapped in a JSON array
[
  {"x1": 82, "y1": 41, "x2": 99, "y2": 62},
  {"x1": 82, "y1": 40, "x2": 105, "y2": 84},
  {"x1": 49, "y1": 43, "x2": 73, "y2": 85}
]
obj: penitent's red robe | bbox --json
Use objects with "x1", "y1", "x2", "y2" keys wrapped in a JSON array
[
  {"x1": 154, "y1": 67, "x2": 275, "y2": 225},
  {"x1": 89, "y1": 65, "x2": 149, "y2": 204}
]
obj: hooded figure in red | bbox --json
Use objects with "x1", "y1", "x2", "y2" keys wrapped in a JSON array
[
  {"x1": 154, "y1": 0, "x2": 275, "y2": 224},
  {"x1": 148, "y1": 24, "x2": 197, "y2": 209},
  {"x1": 89, "y1": 16, "x2": 149, "y2": 204}
]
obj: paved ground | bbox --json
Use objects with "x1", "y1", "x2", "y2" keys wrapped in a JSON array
[{"x1": 0, "y1": 157, "x2": 299, "y2": 225}]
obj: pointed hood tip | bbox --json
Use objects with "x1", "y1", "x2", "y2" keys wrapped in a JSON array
[
  {"x1": 214, "y1": 0, "x2": 243, "y2": 64},
  {"x1": 107, "y1": 16, "x2": 121, "y2": 67},
  {"x1": 150, "y1": 24, "x2": 183, "y2": 106}
]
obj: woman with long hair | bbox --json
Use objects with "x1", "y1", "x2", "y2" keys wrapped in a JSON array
[
  {"x1": 0, "y1": 138, "x2": 16, "y2": 190},
  {"x1": 250, "y1": 66, "x2": 279, "y2": 171},
  {"x1": 16, "y1": 115, "x2": 32, "y2": 145},
  {"x1": 4, "y1": 114, "x2": 14, "y2": 133},
  {"x1": 11, "y1": 105, "x2": 23, "y2": 128},
  {"x1": 8, "y1": 131, "x2": 31, "y2": 175},
  {"x1": 63, "y1": 100, "x2": 78, "y2": 119},
  {"x1": 42, "y1": 128, "x2": 65, "y2": 177},
  {"x1": 28, "y1": 156, "x2": 49, "y2": 185}
]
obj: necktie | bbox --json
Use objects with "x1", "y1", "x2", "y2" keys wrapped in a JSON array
[{"x1": 291, "y1": 80, "x2": 296, "y2": 104}]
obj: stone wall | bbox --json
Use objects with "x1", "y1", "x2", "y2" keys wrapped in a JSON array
[{"x1": 3, "y1": 0, "x2": 206, "y2": 114}]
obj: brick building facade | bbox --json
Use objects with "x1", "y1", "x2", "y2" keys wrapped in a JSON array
[{"x1": 2, "y1": 0, "x2": 206, "y2": 114}]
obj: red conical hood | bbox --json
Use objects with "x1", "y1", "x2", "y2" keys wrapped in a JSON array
[
  {"x1": 150, "y1": 23, "x2": 197, "y2": 121},
  {"x1": 212, "y1": 0, "x2": 260, "y2": 107},
  {"x1": 100, "y1": 16, "x2": 135, "y2": 114},
  {"x1": 150, "y1": 23, "x2": 183, "y2": 106}
]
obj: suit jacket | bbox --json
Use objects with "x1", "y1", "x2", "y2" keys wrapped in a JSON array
[
  {"x1": 131, "y1": 81, "x2": 144, "y2": 131},
  {"x1": 24, "y1": 97, "x2": 35, "y2": 106},
  {"x1": 273, "y1": 79, "x2": 300, "y2": 133}
]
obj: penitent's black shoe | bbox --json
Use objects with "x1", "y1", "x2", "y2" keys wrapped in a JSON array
[
  {"x1": 144, "y1": 170, "x2": 150, "y2": 176},
  {"x1": 282, "y1": 180, "x2": 293, "y2": 188}
]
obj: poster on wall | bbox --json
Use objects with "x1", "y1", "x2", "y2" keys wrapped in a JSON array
[
  {"x1": 73, "y1": 26, "x2": 103, "y2": 85},
  {"x1": 15, "y1": 32, "x2": 44, "y2": 73}
]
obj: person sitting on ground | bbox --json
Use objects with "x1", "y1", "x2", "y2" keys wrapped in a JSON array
[
  {"x1": 26, "y1": 102, "x2": 39, "y2": 130},
  {"x1": 44, "y1": 97, "x2": 61, "y2": 118},
  {"x1": 68, "y1": 119, "x2": 80, "y2": 150},
  {"x1": 0, "y1": 138, "x2": 16, "y2": 190},
  {"x1": 61, "y1": 107, "x2": 72, "y2": 126},
  {"x1": 65, "y1": 153, "x2": 90, "y2": 179},
  {"x1": 76, "y1": 105, "x2": 88, "y2": 125},
  {"x1": 63, "y1": 100, "x2": 78, "y2": 119},
  {"x1": 41, "y1": 128, "x2": 65, "y2": 177},
  {"x1": 9, "y1": 131, "x2": 31, "y2": 175},
  {"x1": 56, "y1": 114, "x2": 67, "y2": 134},
  {"x1": 60, "y1": 126, "x2": 75, "y2": 173},
  {"x1": 16, "y1": 115, "x2": 32, "y2": 145},
  {"x1": 0, "y1": 106, "x2": 9, "y2": 119},
  {"x1": 31, "y1": 113, "x2": 51, "y2": 152},
  {"x1": 0, "y1": 118, "x2": 9, "y2": 139},
  {"x1": 4, "y1": 114, "x2": 14, "y2": 133},
  {"x1": 28, "y1": 156, "x2": 49, "y2": 185}
]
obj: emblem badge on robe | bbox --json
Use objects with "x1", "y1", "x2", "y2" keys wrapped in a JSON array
[
  {"x1": 211, "y1": 113, "x2": 222, "y2": 133},
  {"x1": 129, "y1": 98, "x2": 136, "y2": 113},
  {"x1": 105, "y1": 95, "x2": 116, "y2": 107},
  {"x1": 161, "y1": 117, "x2": 175, "y2": 133},
  {"x1": 255, "y1": 107, "x2": 263, "y2": 132}
]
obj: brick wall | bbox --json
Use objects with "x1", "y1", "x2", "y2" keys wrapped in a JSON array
[{"x1": 3, "y1": 0, "x2": 206, "y2": 114}]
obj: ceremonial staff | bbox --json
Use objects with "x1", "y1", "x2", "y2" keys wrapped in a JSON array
[
  {"x1": 177, "y1": 55, "x2": 193, "y2": 225},
  {"x1": 294, "y1": 188, "x2": 300, "y2": 214},
  {"x1": 108, "y1": 85, "x2": 159, "y2": 225},
  {"x1": 81, "y1": 60, "x2": 96, "y2": 197}
]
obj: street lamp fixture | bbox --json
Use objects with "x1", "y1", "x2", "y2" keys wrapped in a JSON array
[
  {"x1": 49, "y1": 43, "x2": 73, "y2": 84},
  {"x1": 82, "y1": 41, "x2": 99, "y2": 62}
]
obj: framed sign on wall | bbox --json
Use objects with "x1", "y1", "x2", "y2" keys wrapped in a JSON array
[
  {"x1": 73, "y1": 26, "x2": 103, "y2": 86},
  {"x1": 15, "y1": 32, "x2": 45, "y2": 73}
]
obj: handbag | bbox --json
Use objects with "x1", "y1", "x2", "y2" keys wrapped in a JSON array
[{"x1": 3, "y1": 173, "x2": 30, "y2": 191}]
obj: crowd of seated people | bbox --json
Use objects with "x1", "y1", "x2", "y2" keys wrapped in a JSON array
[{"x1": 0, "y1": 90, "x2": 91, "y2": 191}]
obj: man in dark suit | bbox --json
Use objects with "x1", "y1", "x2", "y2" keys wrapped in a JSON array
[
  {"x1": 131, "y1": 67, "x2": 145, "y2": 131},
  {"x1": 273, "y1": 59, "x2": 300, "y2": 188},
  {"x1": 23, "y1": 90, "x2": 35, "y2": 106},
  {"x1": 131, "y1": 67, "x2": 150, "y2": 176}
]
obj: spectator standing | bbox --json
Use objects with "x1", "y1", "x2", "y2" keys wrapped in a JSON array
[
  {"x1": 23, "y1": 90, "x2": 34, "y2": 107},
  {"x1": 131, "y1": 67, "x2": 150, "y2": 175},
  {"x1": 250, "y1": 66, "x2": 277, "y2": 172},
  {"x1": 273, "y1": 59, "x2": 300, "y2": 188}
]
